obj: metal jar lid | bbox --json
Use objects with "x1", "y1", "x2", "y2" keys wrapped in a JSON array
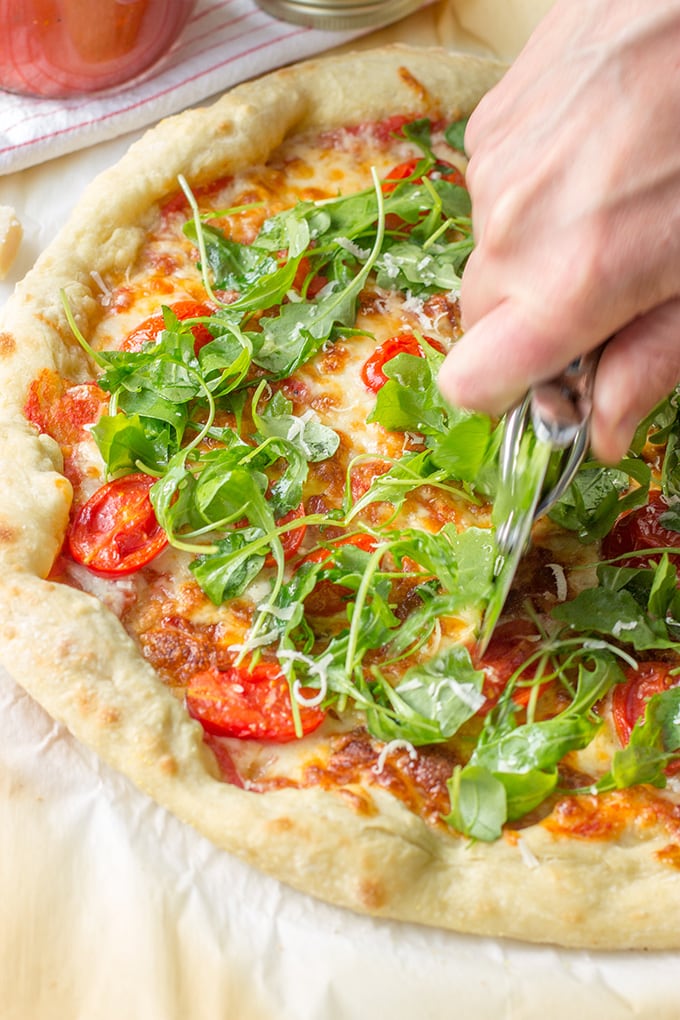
[{"x1": 255, "y1": 0, "x2": 423, "y2": 31}]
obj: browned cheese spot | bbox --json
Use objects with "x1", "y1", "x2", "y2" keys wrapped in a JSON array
[
  {"x1": 338, "y1": 787, "x2": 378, "y2": 817},
  {"x1": 397, "y1": 66, "x2": 431, "y2": 107},
  {"x1": 656, "y1": 843, "x2": 680, "y2": 869}
]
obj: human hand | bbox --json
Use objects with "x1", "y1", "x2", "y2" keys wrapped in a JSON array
[{"x1": 438, "y1": 0, "x2": 680, "y2": 464}]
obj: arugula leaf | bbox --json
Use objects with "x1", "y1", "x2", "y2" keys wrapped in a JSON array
[
  {"x1": 444, "y1": 116, "x2": 470, "y2": 153},
  {"x1": 445, "y1": 766, "x2": 506, "y2": 842},
  {"x1": 661, "y1": 407, "x2": 680, "y2": 503},
  {"x1": 191, "y1": 528, "x2": 267, "y2": 604},
  {"x1": 253, "y1": 389, "x2": 339, "y2": 463},
  {"x1": 429, "y1": 408, "x2": 496, "y2": 484},
  {"x1": 390, "y1": 645, "x2": 486, "y2": 738},
  {"x1": 91, "y1": 412, "x2": 172, "y2": 476},
  {"x1": 375, "y1": 234, "x2": 472, "y2": 293},
  {"x1": 548, "y1": 458, "x2": 650, "y2": 542},
  {"x1": 184, "y1": 221, "x2": 278, "y2": 293},
  {"x1": 193, "y1": 461, "x2": 270, "y2": 529},
  {"x1": 388, "y1": 525, "x2": 495, "y2": 603},
  {"x1": 553, "y1": 556, "x2": 680, "y2": 649},
  {"x1": 631, "y1": 390, "x2": 680, "y2": 454},
  {"x1": 600, "y1": 686, "x2": 680, "y2": 789},
  {"x1": 368, "y1": 352, "x2": 447, "y2": 434},
  {"x1": 197, "y1": 326, "x2": 253, "y2": 396},
  {"x1": 345, "y1": 449, "x2": 477, "y2": 525},
  {"x1": 401, "y1": 117, "x2": 435, "y2": 156},
  {"x1": 553, "y1": 587, "x2": 672, "y2": 649},
  {"x1": 444, "y1": 650, "x2": 621, "y2": 839}
]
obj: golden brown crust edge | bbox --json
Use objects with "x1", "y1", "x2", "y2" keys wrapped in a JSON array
[{"x1": 2, "y1": 45, "x2": 680, "y2": 949}]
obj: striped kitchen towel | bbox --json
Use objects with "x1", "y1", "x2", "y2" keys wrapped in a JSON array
[{"x1": 0, "y1": 0, "x2": 422, "y2": 176}]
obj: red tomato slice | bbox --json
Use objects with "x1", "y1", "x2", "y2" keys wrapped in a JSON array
[
  {"x1": 276, "y1": 252, "x2": 328, "y2": 298},
  {"x1": 361, "y1": 332, "x2": 445, "y2": 392},
  {"x1": 602, "y1": 490, "x2": 680, "y2": 567},
  {"x1": 24, "y1": 371, "x2": 108, "y2": 447},
  {"x1": 122, "y1": 299, "x2": 215, "y2": 353},
  {"x1": 611, "y1": 662, "x2": 680, "y2": 776},
  {"x1": 202, "y1": 733, "x2": 245, "y2": 787},
  {"x1": 474, "y1": 621, "x2": 550, "y2": 714},
  {"x1": 612, "y1": 662, "x2": 679, "y2": 743},
  {"x1": 186, "y1": 662, "x2": 326, "y2": 742},
  {"x1": 68, "y1": 473, "x2": 168, "y2": 576},
  {"x1": 301, "y1": 533, "x2": 379, "y2": 616},
  {"x1": 381, "y1": 157, "x2": 466, "y2": 194},
  {"x1": 264, "y1": 502, "x2": 307, "y2": 568},
  {"x1": 303, "y1": 531, "x2": 378, "y2": 565}
]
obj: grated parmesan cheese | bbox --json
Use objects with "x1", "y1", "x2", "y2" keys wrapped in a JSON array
[
  {"x1": 90, "y1": 269, "x2": 112, "y2": 304},
  {"x1": 335, "y1": 236, "x2": 370, "y2": 260},
  {"x1": 279, "y1": 649, "x2": 332, "y2": 707},
  {"x1": 228, "y1": 629, "x2": 279, "y2": 654},
  {"x1": 373, "y1": 739, "x2": 418, "y2": 774},
  {"x1": 612, "y1": 619, "x2": 638, "y2": 638},
  {"x1": 546, "y1": 562, "x2": 568, "y2": 602},
  {"x1": 517, "y1": 836, "x2": 540, "y2": 870}
]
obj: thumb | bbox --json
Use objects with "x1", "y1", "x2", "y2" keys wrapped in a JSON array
[{"x1": 437, "y1": 299, "x2": 595, "y2": 416}]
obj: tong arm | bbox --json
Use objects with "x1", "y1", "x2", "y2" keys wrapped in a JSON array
[
  {"x1": 530, "y1": 347, "x2": 600, "y2": 449},
  {"x1": 498, "y1": 347, "x2": 601, "y2": 532}
]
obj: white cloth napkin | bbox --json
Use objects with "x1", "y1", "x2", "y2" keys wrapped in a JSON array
[{"x1": 0, "y1": 0, "x2": 417, "y2": 176}]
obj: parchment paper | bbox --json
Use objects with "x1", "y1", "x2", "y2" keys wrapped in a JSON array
[{"x1": 1, "y1": 4, "x2": 679, "y2": 1017}]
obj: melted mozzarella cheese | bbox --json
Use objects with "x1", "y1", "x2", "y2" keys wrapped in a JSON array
[{"x1": 58, "y1": 119, "x2": 489, "y2": 805}]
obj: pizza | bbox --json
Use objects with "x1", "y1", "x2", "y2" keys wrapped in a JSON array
[{"x1": 2, "y1": 44, "x2": 680, "y2": 951}]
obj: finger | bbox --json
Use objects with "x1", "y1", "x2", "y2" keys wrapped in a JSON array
[
  {"x1": 590, "y1": 299, "x2": 680, "y2": 464},
  {"x1": 437, "y1": 299, "x2": 593, "y2": 416}
]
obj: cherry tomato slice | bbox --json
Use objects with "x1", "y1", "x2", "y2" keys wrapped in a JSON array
[
  {"x1": 361, "y1": 332, "x2": 445, "y2": 392},
  {"x1": 264, "y1": 502, "x2": 307, "y2": 568},
  {"x1": 276, "y1": 252, "x2": 328, "y2": 298},
  {"x1": 186, "y1": 662, "x2": 326, "y2": 742},
  {"x1": 381, "y1": 157, "x2": 466, "y2": 194},
  {"x1": 24, "y1": 372, "x2": 108, "y2": 447},
  {"x1": 122, "y1": 299, "x2": 215, "y2": 353},
  {"x1": 303, "y1": 531, "x2": 378, "y2": 565},
  {"x1": 602, "y1": 490, "x2": 680, "y2": 567},
  {"x1": 612, "y1": 662, "x2": 679, "y2": 743},
  {"x1": 68, "y1": 473, "x2": 168, "y2": 576},
  {"x1": 301, "y1": 533, "x2": 378, "y2": 616},
  {"x1": 474, "y1": 621, "x2": 551, "y2": 714}
]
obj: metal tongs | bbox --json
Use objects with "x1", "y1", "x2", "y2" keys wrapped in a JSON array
[{"x1": 477, "y1": 347, "x2": 601, "y2": 654}]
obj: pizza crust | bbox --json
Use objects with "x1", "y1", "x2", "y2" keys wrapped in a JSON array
[{"x1": 2, "y1": 45, "x2": 680, "y2": 949}]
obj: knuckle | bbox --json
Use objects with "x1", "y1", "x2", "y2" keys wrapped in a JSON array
[{"x1": 478, "y1": 183, "x2": 529, "y2": 255}]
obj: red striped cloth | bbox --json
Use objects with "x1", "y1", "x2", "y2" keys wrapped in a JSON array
[{"x1": 0, "y1": 0, "x2": 419, "y2": 175}]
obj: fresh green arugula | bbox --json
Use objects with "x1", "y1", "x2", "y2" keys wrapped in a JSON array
[
  {"x1": 62, "y1": 113, "x2": 680, "y2": 843},
  {"x1": 445, "y1": 642, "x2": 626, "y2": 840}
]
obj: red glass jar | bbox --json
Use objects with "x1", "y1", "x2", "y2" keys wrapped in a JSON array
[{"x1": 0, "y1": 0, "x2": 197, "y2": 98}]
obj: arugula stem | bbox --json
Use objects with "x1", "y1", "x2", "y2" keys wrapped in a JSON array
[
  {"x1": 343, "y1": 544, "x2": 387, "y2": 676},
  {"x1": 178, "y1": 174, "x2": 221, "y2": 308},
  {"x1": 60, "y1": 289, "x2": 109, "y2": 369}
]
